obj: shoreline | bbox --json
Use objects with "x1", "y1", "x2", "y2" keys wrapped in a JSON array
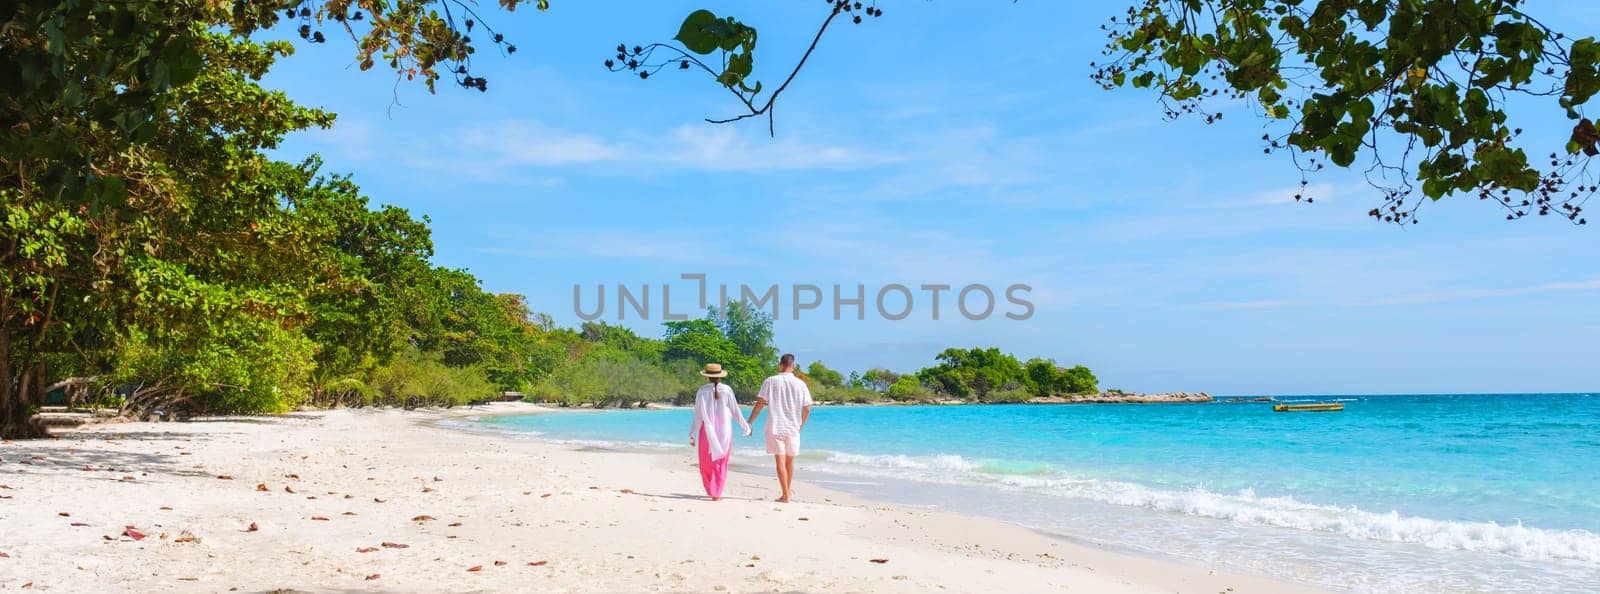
[
  {"x1": 1, "y1": 403, "x2": 1325, "y2": 593},
  {"x1": 520, "y1": 391, "x2": 1218, "y2": 410}
]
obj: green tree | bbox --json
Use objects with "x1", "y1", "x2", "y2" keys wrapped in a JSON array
[
  {"x1": 916, "y1": 347, "x2": 1026, "y2": 400},
  {"x1": 291, "y1": 161, "x2": 437, "y2": 399},
  {"x1": 2, "y1": 28, "x2": 334, "y2": 437},
  {"x1": 112, "y1": 310, "x2": 317, "y2": 420},
  {"x1": 1023, "y1": 358, "x2": 1100, "y2": 396},
  {"x1": 1060, "y1": 365, "x2": 1100, "y2": 395},
  {"x1": 580, "y1": 321, "x2": 665, "y2": 361},
  {"x1": 860, "y1": 367, "x2": 901, "y2": 392},
  {"x1": 401, "y1": 268, "x2": 545, "y2": 392},
  {"x1": 367, "y1": 347, "x2": 497, "y2": 408},
  {"x1": 532, "y1": 346, "x2": 686, "y2": 408},
  {"x1": 665, "y1": 306, "x2": 777, "y2": 396},
  {"x1": 711, "y1": 301, "x2": 776, "y2": 363},
  {"x1": 886, "y1": 375, "x2": 934, "y2": 402},
  {"x1": 806, "y1": 361, "x2": 845, "y2": 388},
  {"x1": 1096, "y1": 0, "x2": 1598, "y2": 224},
  {"x1": 1023, "y1": 358, "x2": 1062, "y2": 397}
]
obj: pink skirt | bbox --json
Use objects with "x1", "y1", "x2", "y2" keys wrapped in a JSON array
[{"x1": 697, "y1": 427, "x2": 729, "y2": 499}]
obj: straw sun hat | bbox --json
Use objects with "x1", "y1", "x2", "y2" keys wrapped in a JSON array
[{"x1": 699, "y1": 363, "x2": 728, "y2": 378}]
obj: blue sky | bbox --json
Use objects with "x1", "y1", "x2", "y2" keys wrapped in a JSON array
[{"x1": 266, "y1": 1, "x2": 1600, "y2": 395}]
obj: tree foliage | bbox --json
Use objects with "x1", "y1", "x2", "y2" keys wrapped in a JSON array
[
  {"x1": 917, "y1": 347, "x2": 1027, "y2": 400},
  {"x1": 806, "y1": 361, "x2": 845, "y2": 388},
  {"x1": 885, "y1": 375, "x2": 934, "y2": 401},
  {"x1": 0, "y1": 0, "x2": 578, "y2": 434},
  {"x1": 812, "y1": 383, "x2": 879, "y2": 404},
  {"x1": 1095, "y1": 0, "x2": 1597, "y2": 224},
  {"x1": 530, "y1": 347, "x2": 689, "y2": 408},
  {"x1": 860, "y1": 367, "x2": 901, "y2": 392},
  {"x1": 1023, "y1": 358, "x2": 1100, "y2": 397},
  {"x1": 661, "y1": 309, "x2": 770, "y2": 396},
  {"x1": 711, "y1": 301, "x2": 777, "y2": 364},
  {"x1": 365, "y1": 347, "x2": 497, "y2": 408},
  {"x1": 1, "y1": 21, "x2": 339, "y2": 436}
]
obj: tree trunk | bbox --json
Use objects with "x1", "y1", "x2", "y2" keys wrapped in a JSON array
[{"x1": 0, "y1": 330, "x2": 47, "y2": 439}]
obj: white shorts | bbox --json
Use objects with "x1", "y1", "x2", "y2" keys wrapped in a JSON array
[{"x1": 765, "y1": 432, "x2": 800, "y2": 456}]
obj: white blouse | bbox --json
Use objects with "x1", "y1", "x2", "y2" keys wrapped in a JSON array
[{"x1": 689, "y1": 382, "x2": 751, "y2": 461}]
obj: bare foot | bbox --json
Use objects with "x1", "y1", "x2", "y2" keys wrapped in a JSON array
[{"x1": 775, "y1": 495, "x2": 790, "y2": 503}]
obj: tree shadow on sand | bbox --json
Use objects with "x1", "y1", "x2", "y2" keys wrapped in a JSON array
[{"x1": 2, "y1": 427, "x2": 253, "y2": 480}]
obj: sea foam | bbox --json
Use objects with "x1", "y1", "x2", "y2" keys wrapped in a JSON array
[{"x1": 808, "y1": 450, "x2": 1600, "y2": 564}]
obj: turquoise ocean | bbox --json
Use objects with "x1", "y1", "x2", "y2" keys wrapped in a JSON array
[{"x1": 464, "y1": 394, "x2": 1600, "y2": 593}]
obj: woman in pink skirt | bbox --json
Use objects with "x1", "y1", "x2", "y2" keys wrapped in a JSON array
[{"x1": 689, "y1": 363, "x2": 751, "y2": 500}]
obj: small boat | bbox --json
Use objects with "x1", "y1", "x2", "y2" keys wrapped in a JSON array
[{"x1": 1273, "y1": 402, "x2": 1344, "y2": 412}]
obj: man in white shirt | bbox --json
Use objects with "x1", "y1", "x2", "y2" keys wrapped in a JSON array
[{"x1": 746, "y1": 353, "x2": 813, "y2": 503}]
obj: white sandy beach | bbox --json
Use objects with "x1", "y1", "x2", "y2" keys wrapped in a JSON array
[{"x1": 0, "y1": 404, "x2": 1326, "y2": 593}]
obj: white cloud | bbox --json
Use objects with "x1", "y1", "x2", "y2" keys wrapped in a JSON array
[
  {"x1": 657, "y1": 125, "x2": 891, "y2": 172},
  {"x1": 463, "y1": 121, "x2": 624, "y2": 166},
  {"x1": 442, "y1": 119, "x2": 890, "y2": 175}
]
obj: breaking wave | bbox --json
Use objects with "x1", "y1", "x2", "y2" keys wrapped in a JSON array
[{"x1": 806, "y1": 451, "x2": 1600, "y2": 564}]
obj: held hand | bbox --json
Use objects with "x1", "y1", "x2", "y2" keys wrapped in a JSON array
[
  {"x1": 743, "y1": 428, "x2": 753, "y2": 437},
  {"x1": 689, "y1": 437, "x2": 695, "y2": 447}
]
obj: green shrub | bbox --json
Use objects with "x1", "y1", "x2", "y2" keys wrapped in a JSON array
[
  {"x1": 532, "y1": 349, "x2": 689, "y2": 407},
  {"x1": 367, "y1": 347, "x2": 497, "y2": 407},
  {"x1": 983, "y1": 386, "x2": 1033, "y2": 404},
  {"x1": 814, "y1": 384, "x2": 879, "y2": 404},
  {"x1": 886, "y1": 375, "x2": 934, "y2": 401}
]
